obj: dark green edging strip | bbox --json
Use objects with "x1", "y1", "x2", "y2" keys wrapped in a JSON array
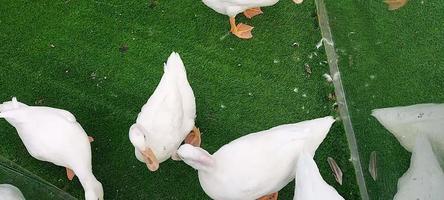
[
  {"x1": 314, "y1": 0, "x2": 370, "y2": 199},
  {"x1": 0, "y1": 156, "x2": 77, "y2": 200}
]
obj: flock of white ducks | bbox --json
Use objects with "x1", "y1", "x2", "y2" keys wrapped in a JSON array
[{"x1": 0, "y1": 52, "x2": 344, "y2": 199}]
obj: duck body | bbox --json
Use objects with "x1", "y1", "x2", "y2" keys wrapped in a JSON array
[
  {"x1": 1, "y1": 105, "x2": 90, "y2": 168},
  {"x1": 129, "y1": 52, "x2": 197, "y2": 171},
  {"x1": 372, "y1": 103, "x2": 444, "y2": 166},
  {"x1": 293, "y1": 153, "x2": 344, "y2": 200},
  {"x1": 202, "y1": 0, "x2": 279, "y2": 17},
  {"x1": 0, "y1": 184, "x2": 25, "y2": 200},
  {"x1": 178, "y1": 116, "x2": 335, "y2": 200},
  {"x1": 394, "y1": 134, "x2": 444, "y2": 200},
  {"x1": 0, "y1": 98, "x2": 103, "y2": 200}
]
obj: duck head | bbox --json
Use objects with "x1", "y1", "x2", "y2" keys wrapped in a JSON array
[
  {"x1": 129, "y1": 124, "x2": 159, "y2": 171},
  {"x1": 84, "y1": 178, "x2": 104, "y2": 200},
  {"x1": 177, "y1": 144, "x2": 215, "y2": 171}
]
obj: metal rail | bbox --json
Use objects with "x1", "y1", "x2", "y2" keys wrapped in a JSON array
[
  {"x1": 0, "y1": 156, "x2": 77, "y2": 200},
  {"x1": 314, "y1": 0, "x2": 370, "y2": 199}
]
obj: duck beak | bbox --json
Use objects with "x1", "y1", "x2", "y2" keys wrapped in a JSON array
[
  {"x1": 141, "y1": 148, "x2": 159, "y2": 171},
  {"x1": 293, "y1": 0, "x2": 303, "y2": 4}
]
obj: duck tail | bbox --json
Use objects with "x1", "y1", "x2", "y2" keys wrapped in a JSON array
[
  {"x1": 304, "y1": 116, "x2": 336, "y2": 154},
  {"x1": 11, "y1": 97, "x2": 19, "y2": 108},
  {"x1": 0, "y1": 97, "x2": 22, "y2": 113},
  {"x1": 163, "y1": 52, "x2": 188, "y2": 81}
]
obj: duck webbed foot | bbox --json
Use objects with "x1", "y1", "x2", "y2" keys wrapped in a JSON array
[
  {"x1": 185, "y1": 126, "x2": 201, "y2": 147},
  {"x1": 257, "y1": 192, "x2": 278, "y2": 200},
  {"x1": 243, "y1": 7, "x2": 263, "y2": 19},
  {"x1": 229, "y1": 17, "x2": 253, "y2": 39},
  {"x1": 66, "y1": 167, "x2": 75, "y2": 181}
]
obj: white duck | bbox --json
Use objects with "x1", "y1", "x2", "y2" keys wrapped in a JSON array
[
  {"x1": 129, "y1": 52, "x2": 201, "y2": 172},
  {"x1": 293, "y1": 152, "x2": 344, "y2": 200},
  {"x1": 177, "y1": 116, "x2": 335, "y2": 200},
  {"x1": 372, "y1": 103, "x2": 444, "y2": 166},
  {"x1": 0, "y1": 184, "x2": 25, "y2": 200},
  {"x1": 202, "y1": 0, "x2": 303, "y2": 39},
  {"x1": 393, "y1": 134, "x2": 444, "y2": 200},
  {"x1": 0, "y1": 98, "x2": 103, "y2": 200}
]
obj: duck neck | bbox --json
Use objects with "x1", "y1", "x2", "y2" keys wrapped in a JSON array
[
  {"x1": 191, "y1": 159, "x2": 216, "y2": 173},
  {"x1": 197, "y1": 164, "x2": 214, "y2": 173},
  {"x1": 76, "y1": 169, "x2": 102, "y2": 200},
  {"x1": 78, "y1": 172, "x2": 98, "y2": 189}
]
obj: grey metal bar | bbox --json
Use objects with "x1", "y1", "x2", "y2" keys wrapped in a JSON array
[{"x1": 314, "y1": 0, "x2": 370, "y2": 199}]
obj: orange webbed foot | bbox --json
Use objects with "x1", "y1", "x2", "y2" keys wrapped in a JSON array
[
  {"x1": 257, "y1": 192, "x2": 278, "y2": 200},
  {"x1": 185, "y1": 126, "x2": 201, "y2": 147},
  {"x1": 66, "y1": 167, "x2": 75, "y2": 181},
  {"x1": 231, "y1": 23, "x2": 254, "y2": 39},
  {"x1": 244, "y1": 7, "x2": 263, "y2": 19}
]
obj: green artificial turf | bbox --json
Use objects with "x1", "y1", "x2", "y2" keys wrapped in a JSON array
[
  {"x1": 0, "y1": 0, "x2": 360, "y2": 199},
  {"x1": 0, "y1": 156, "x2": 77, "y2": 200},
  {"x1": 325, "y1": 0, "x2": 444, "y2": 199}
]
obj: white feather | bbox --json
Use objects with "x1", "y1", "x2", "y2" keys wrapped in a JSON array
[
  {"x1": 202, "y1": 0, "x2": 283, "y2": 17},
  {"x1": 0, "y1": 98, "x2": 103, "y2": 200},
  {"x1": 293, "y1": 153, "x2": 344, "y2": 200},
  {"x1": 394, "y1": 135, "x2": 444, "y2": 200},
  {"x1": 130, "y1": 52, "x2": 196, "y2": 163},
  {"x1": 178, "y1": 116, "x2": 335, "y2": 200},
  {"x1": 0, "y1": 184, "x2": 25, "y2": 200},
  {"x1": 372, "y1": 103, "x2": 444, "y2": 166}
]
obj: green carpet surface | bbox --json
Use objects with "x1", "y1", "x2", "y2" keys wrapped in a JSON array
[
  {"x1": 0, "y1": 0, "x2": 360, "y2": 199},
  {"x1": 0, "y1": 156, "x2": 77, "y2": 199},
  {"x1": 325, "y1": 0, "x2": 444, "y2": 199}
]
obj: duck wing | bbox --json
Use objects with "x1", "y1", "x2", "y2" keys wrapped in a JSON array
[
  {"x1": 209, "y1": 117, "x2": 335, "y2": 195},
  {"x1": 167, "y1": 52, "x2": 196, "y2": 122},
  {"x1": 137, "y1": 53, "x2": 192, "y2": 136},
  {"x1": 219, "y1": 116, "x2": 335, "y2": 157},
  {"x1": 294, "y1": 153, "x2": 344, "y2": 200}
]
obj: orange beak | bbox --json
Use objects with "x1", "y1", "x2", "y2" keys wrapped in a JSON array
[{"x1": 141, "y1": 148, "x2": 159, "y2": 171}]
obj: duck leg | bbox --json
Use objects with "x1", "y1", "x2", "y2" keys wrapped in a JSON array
[
  {"x1": 229, "y1": 17, "x2": 253, "y2": 39},
  {"x1": 184, "y1": 126, "x2": 201, "y2": 147},
  {"x1": 244, "y1": 7, "x2": 263, "y2": 19},
  {"x1": 88, "y1": 136, "x2": 94, "y2": 142},
  {"x1": 66, "y1": 168, "x2": 75, "y2": 181},
  {"x1": 257, "y1": 192, "x2": 278, "y2": 200}
]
